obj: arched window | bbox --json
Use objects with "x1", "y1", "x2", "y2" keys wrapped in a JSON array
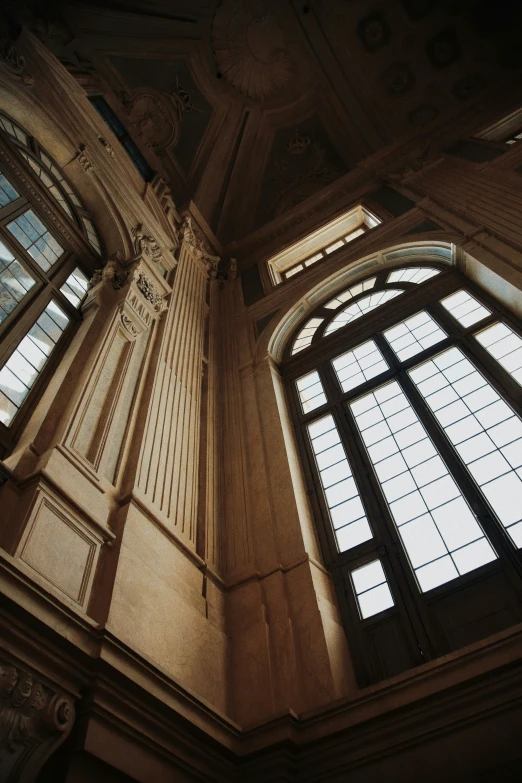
[
  {"x1": 285, "y1": 261, "x2": 522, "y2": 686},
  {"x1": 0, "y1": 111, "x2": 102, "y2": 453}
]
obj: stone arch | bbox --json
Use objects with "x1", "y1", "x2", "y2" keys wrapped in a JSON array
[{"x1": 0, "y1": 75, "x2": 130, "y2": 260}]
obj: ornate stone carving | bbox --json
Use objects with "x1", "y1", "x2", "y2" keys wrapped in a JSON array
[
  {"x1": 97, "y1": 135, "x2": 115, "y2": 158},
  {"x1": 0, "y1": 14, "x2": 34, "y2": 87},
  {"x1": 120, "y1": 312, "x2": 139, "y2": 339},
  {"x1": 0, "y1": 658, "x2": 74, "y2": 782},
  {"x1": 212, "y1": 0, "x2": 293, "y2": 101},
  {"x1": 381, "y1": 62, "x2": 415, "y2": 95},
  {"x1": 88, "y1": 260, "x2": 128, "y2": 291},
  {"x1": 133, "y1": 269, "x2": 168, "y2": 314},
  {"x1": 132, "y1": 223, "x2": 164, "y2": 263},
  {"x1": 120, "y1": 81, "x2": 201, "y2": 155}
]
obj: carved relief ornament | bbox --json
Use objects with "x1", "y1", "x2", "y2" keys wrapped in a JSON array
[
  {"x1": 0, "y1": 658, "x2": 74, "y2": 782},
  {"x1": 132, "y1": 267, "x2": 168, "y2": 314},
  {"x1": 131, "y1": 223, "x2": 165, "y2": 264}
]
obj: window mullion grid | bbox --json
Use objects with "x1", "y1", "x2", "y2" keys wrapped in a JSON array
[
  {"x1": 460, "y1": 326, "x2": 522, "y2": 417},
  {"x1": 338, "y1": 390, "x2": 441, "y2": 658},
  {"x1": 296, "y1": 402, "x2": 350, "y2": 565},
  {"x1": 397, "y1": 363, "x2": 521, "y2": 572},
  {"x1": 429, "y1": 298, "x2": 497, "y2": 339}
]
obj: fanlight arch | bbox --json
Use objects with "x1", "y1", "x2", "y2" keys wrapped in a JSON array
[{"x1": 266, "y1": 241, "x2": 455, "y2": 363}]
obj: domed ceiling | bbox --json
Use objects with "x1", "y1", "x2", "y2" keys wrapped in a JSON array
[{"x1": 22, "y1": 0, "x2": 522, "y2": 241}]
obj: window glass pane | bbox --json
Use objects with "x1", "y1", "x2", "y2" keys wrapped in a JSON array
[
  {"x1": 285, "y1": 265, "x2": 303, "y2": 279},
  {"x1": 324, "y1": 276, "x2": 376, "y2": 309},
  {"x1": 344, "y1": 227, "x2": 365, "y2": 243},
  {"x1": 0, "y1": 116, "x2": 28, "y2": 146},
  {"x1": 307, "y1": 414, "x2": 372, "y2": 552},
  {"x1": 60, "y1": 267, "x2": 89, "y2": 309},
  {"x1": 7, "y1": 210, "x2": 64, "y2": 272},
  {"x1": 291, "y1": 317, "x2": 324, "y2": 355},
  {"x1": 384, "y1": 311, "x2": 447, "y2": 362},
  {"x1": 350, "y1": 380, "x2": 496, "y2": 592},
  {"x1": 332, "y1": 339, "x2": 389, "y2": 393},
  {"x1": 296, "y1": 371, "x2": 327, "y2": 413},
  {"x1": 81, "y1": 218, "x2": 102, "y2": 256},
  {"x1": 410, "y1": 346, "x2": 522, "y2": 548},
  {"x1": 440, "y1": 290, "x2": 491, "y2": 328},
  {"x1": 303, "y1": 252, "x2": 323, "y2": 267},
  {"x1": 325, "y1": 240, "x2": 344, "y2": 254},
  {"x1": 19, "y1": 151, "x2": 74, "y2": 219},
  {"x1": 351, "y1": 559, "x2": 394, "y2": 619},
  {"x1": 0, "y1": 171, "x2": 19, "y2": 206},
  {"x1": 387, "y1": 267, "x2": 440, "y2": 285},
  {"x1": 0, "y1": 239, "x2": 37, "y2": 324},
  {"x1": 0, "y1": 299, "x2": 70, "y2": 426},
  {"x1": 325, "y1": 290, "x2": 404, "y2": 336},
  {"x1": 475, "y1": 322, "x2": 522, "y2": 387}
]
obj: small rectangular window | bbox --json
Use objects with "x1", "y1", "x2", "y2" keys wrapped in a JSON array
[
  {"x1": 440, "y1": 290, "x2": 491, "y2": 328},
  {"x1": 384, "y1": 311, "x2": 447, "y2": 362},
  {"x1": 350, "y1": 380, "x2": 496, "y2": 592},
  {"x1": 60, "y1": 267, "x2": 89, "y2": 308},
  {"x1": 350, "y1": 559, "x2": 394, "y2": 619},
  {"x1": 332, "y1": 339, "x2": 389, "y2": 393},
  {"x1": 307, "y1": 414, "x2": 372, "y2": 552},
  {"x1": 0, "y1": 239, "x2": 37, "y2": 325},
  {"x1": 0, "y1": 299, "x2": 70, "y2": 426},
  {"x1": 7, "y1": 210, "x2": 64, "y2": 272},
  {"x1": 410, "y1": 347, "x2": 522, "y2": 548},
  {"x1": 475, "y1": 322, "x2": 522, "y2": 387}
]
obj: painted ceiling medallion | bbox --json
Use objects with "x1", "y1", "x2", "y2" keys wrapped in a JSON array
[{"x1": 212, "y1": 0, "x2": 293, "y2": 101}]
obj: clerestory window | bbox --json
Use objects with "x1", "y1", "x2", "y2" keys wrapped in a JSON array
[
  {"x1": 0, "y1": 111, "x2": 101, "y2": 454},
  {"x1": 285, "y1": 262, "x2": 522, "y2": 685}
]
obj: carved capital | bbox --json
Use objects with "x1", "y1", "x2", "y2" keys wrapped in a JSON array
[
  {"x1": 180, "y1": 215, "x2": 220, "y2": 277},
  {"x1": 87, "y1": 259, "x2": 128, "y2": 293},
  {"x1": 0, "y1": 657, "x2": 75, "y2": 782}
]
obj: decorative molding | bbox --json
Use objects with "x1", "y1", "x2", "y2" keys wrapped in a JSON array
[
  {"x1": 75, "y1": 144, "x2": 95, "y2": 174},
  {"x1": 383, "y1": 144, "x2": 443, "y2": 183},
  {"x1": 120, "y1": 311, "x2": 140, "y2": 339},
  {"x1": 0, "y1": 657, "x2": 74, "y2": 783}
]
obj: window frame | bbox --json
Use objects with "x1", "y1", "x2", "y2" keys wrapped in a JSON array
[
  {"x1": 0, "y1": 117, "x2": 101, "y2": 454},
  {"x1": 283, "y1": 263, "x2": 522, "y2": 685}
]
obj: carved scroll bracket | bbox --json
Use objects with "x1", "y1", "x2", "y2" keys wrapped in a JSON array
[
  {"x1": 0, "y1": 657, "x2": 75, "y2": 782},
  {"x1": 180, "y1": 215, "x2": 220, "y2": 278}
]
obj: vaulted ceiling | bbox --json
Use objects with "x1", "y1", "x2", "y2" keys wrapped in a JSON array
[{"x1": 17, "y1": 0, "x2": 522, "y2": 242}]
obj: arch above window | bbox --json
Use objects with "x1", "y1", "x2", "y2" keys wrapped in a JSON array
[
  {"x1": 290, "y1": 264, "x2": 444, "y2": 356},
  {"x1": 0, "y1": 110, "x2": 102, "y2": 256}
]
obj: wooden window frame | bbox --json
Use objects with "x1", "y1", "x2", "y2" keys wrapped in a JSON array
[{"x1": 283, "y1": 264, "x2": 522, "y2": 686}]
